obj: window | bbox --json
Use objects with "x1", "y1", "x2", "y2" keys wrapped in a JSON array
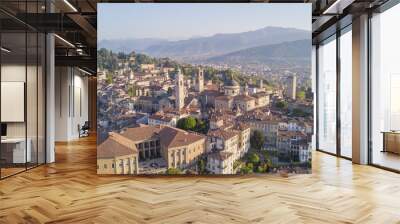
[
  {"x1": 0, "y1": 2, "x2": 46, "y2": 179},
  {"x1": 370, "y1": 4, "x2": 400, "y2": 171},
  {"x1": 317, "y1": 35, "x2": 337, "y2": 154}
]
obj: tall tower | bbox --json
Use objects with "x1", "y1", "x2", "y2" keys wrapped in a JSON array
[
  {"x1": 196, "y1": 67, "x2": 204, "y2": 92},
  {"x1": 244, "y1": 83, "x2": 249, "y2": 96},
  {"x1": 175, "y1": 68, "x2": 185, "y2": 110},
  {"x1": 286, "y1": 74, "x2": 297, "y2": 100},
  {"x1": 259, "y1": 79, "x2": 263, "y2": 89}
]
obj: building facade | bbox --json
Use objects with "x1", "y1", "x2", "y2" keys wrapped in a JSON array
[
  {"x1": 175, "y1": 68, "x2": 185, "y2": 110},
  {"x1": 97, "y1": 133, "x2": 139, "y2": 175},
  {"x1": 196, "y1": 68, "x2": 204, "y2": 93}
]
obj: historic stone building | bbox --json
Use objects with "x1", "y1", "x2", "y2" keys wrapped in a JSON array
[
  {"x1": 175, "y1": 68, "x2": 185, "y2": 110},
  {"x1": 195, "y1": 67, "x2": 204, "y2": 93},
  {"x1": 100, "y1": 125, "x2": 206, "y2": 173},
  {"x1": 97, "y1": 132, "x2": 139, "y2": 175}
]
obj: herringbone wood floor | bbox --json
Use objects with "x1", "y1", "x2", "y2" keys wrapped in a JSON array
[{"x1": 0, "y1": 135, "x2": 400, "y2": 224}]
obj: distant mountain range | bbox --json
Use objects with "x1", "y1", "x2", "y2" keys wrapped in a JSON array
[
  {"x1": 206, "y1": 39, "x2": 311, "y2": 66},
  {"x1": 98, "y1": 38, "x2": 168, "y2": 53},
  {"x1": 98, "y1": 26, "x2": 311, "y2": 66}
]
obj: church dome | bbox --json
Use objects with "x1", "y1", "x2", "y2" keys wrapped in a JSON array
[{"x1": 225, "y1": 77, "x2": 239, "y2": 87}]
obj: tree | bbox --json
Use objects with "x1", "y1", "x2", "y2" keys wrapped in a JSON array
[
  {"x1": 117, "y1": 52, "x2": 128, "y2": 60},
  {"x1": 246, "y1": 163, "x2": 254, "y2": 173},
  {"x1": 136, "y1": 53, "x2": 156, "y2": 65},
  {"x1": 257, "y1": 163, "x2": 269, "y2": 173},
  {"x1": 240, "y1": 163, "x2": 254, "y2": 174},
  {"x1": 262, "y1": 151, "x2": 273, "y2": 166},
  {"x1": 195, "y1": 118, "x2": 208, "y2": 134},
  {"x1": 276, "y1": 100, "x2": 288, "y2": 109},
  {"x1": 233, "y1": 160, "x2": 243, "y2": 170},
  {"x1": 128, "y1": 85, "x2": 136, "y2": 97},
  {"x1": 176, "y1": 117, "x2": 208, "y2": 134},
  {"x1": 167, "y1": 87, "x2": 173, "y2": 95},
  {"x1": 177, "y1": 117, "x2": 197, "y2": 131},
  {"x1": 250, "y1": 130, "x2": 265, "y2": 151},
  {"x1": 197, "y1": 158, "x2": 206, "y2": 174},
  {"x1": 166, "y1": 168, "x2": 182, "y2": 175},
  {"x1": 106, "y1": 74, "x2": 113, "y2": 84},
  {"x1": 248, "y1": 153, "x2": 260, "y2": 165},
  {"x1": 257, "y1": 165, "x2": 265, "y2": 173},
  {"x1": 97, "y1": 48, "x2": 118, "y2": 71},
  {"x1": 292, "y1": 108, "x2": 306, "y2": 117},
  {"x1": 297, "y1": 91, "x2": 306, "y2": 101}
]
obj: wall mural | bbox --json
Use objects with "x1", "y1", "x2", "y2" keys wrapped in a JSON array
[{"x1": 97, "y1": 3, "x2": 313, "y2": 175}]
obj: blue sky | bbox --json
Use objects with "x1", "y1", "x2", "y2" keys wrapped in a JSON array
[{"x1": 98, "y1": 3, "x2": 311, "y2": 41}]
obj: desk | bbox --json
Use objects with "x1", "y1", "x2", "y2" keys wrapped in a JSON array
[
  {"x1": 1, "y1": 138, "x2": 31, "y2": 163},
  {"x1": 382, "y1": 131, "x2": 400, "y2": 154}
]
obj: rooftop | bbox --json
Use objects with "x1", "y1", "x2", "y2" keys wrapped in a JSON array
[
  {"x1": 234, "y1": 95, "x2": 255, "y2": 102},
  {"x1": 207, "y1": 129, "x2": 238, "y2": 141},
  {"x1": 224, "y1": 77, "x2": 239, "y2": 87},
  {"x1": 215, "y1": 95, "x2": 233, "y2": 101},
  {"x1": 278, "y1": 130, "x2": 307, "y2": 138},
  {"x1": 252, "y1": 92, "x2": 269, "y2": 98},
  {"x1": 118, "y1": 125, "x2": 205, "y2": 149},
  {"x1": 159, "y1": 126, "x2": 205, "y2": 149},
  {"x1": 208, "y1": 151, "x2": 234, "y2": 161},
  {"x1": 97, "y1": 133, "x2": 138, "y2": 159},
  {"x1": 120, "y1": 125, "x2": 162, "y2": 142},
  {"x1": 149, "y1": 114, "x2": 175, "y2": 122}
]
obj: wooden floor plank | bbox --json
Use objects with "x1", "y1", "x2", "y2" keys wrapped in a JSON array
[{"x1": 0, "y1": 135, "x2": 399, "y2": 223}]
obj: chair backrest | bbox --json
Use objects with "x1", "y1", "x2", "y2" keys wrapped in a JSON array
[{"x1": 82, "y1": 121, "x2": 90, "y2": 129}]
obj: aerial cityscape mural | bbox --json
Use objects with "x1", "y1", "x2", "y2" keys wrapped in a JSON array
[{"x1": 97, "y1": 3, "x2": 313, "y2": 175}]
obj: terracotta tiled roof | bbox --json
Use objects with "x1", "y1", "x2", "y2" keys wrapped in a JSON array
[
  {"x1": 278, "y1": 130, "x2": 307, "y2": 138},
  {"x1": 201, "y1": 90, "x2": 222, "y2": 96},
  {"x1": 234, "y1": 95, "x2": 255, "y2": 102},
  {"x1": 137, "y1": 96, "x2": 156, "y2": 101},
  {"x1": 252, "y1": 92, "x2": 269, "y2": 98},
  {"x1": 119, "y1": 125, "x2": 205, "y2": 149},
  {"x1": 205, "y1": 84, "x2": 219, "y2": 91},
  {"x1": 97, "y1": 133, "x2": 138, "y2": 159},
  {"x1": 120, "y1": 125, "x2": 162, "y2": 142},
  {"x1": 159, "y1": 126, "x2": 205, "y2": 149},
  {"x1": 232, "y1": 122, "x2": 250, "y2": 131},
  {"x1": 149, "y1": 114, "x2": 175, "y2": 122},
  {"x1": 215, "y1": 95, "x2": 233, "y2": 101},
  {"x1": 207, "y1": 129, "x2": 238, "y2": 141},
  {"x1": 208, "y1": 151, "x2": 233, "y2": 161}
]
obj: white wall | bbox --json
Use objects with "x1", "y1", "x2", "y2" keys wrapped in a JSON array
[
  {"x1": 1, "y1": 63, "x2": 46, "y2": 164},
  {"x1": 1, "y1": 65, "x2": 26, "y2": 138},
  {"x1": 55, "y1": 67, "x2": 89, "y2": 141}
]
